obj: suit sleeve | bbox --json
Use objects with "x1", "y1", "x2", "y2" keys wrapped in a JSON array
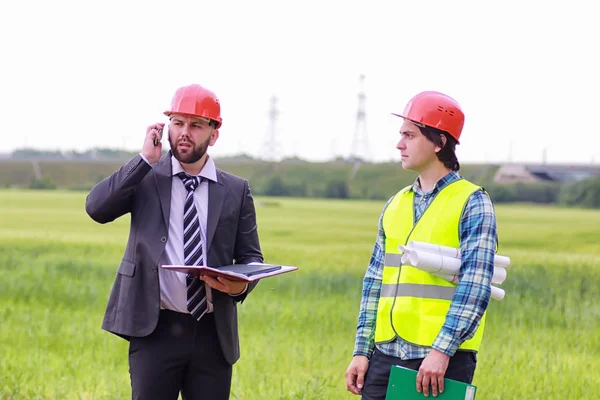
[
  {"x1": 232, "y1": 180, "x2": 263, "y2": 301},
  {"x1": 85, "y1": 155, "x2": 152, "y2": 224}
]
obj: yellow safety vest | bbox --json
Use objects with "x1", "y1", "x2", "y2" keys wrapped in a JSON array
[{"x1": 374, "y1": 179, "x2": 487, "y2": 351}]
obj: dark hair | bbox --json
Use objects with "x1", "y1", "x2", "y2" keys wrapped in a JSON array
[{"x1": 418, "y1": 125, "x2": 460, "y2": 171}]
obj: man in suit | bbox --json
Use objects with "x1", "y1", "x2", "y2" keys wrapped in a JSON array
[{"x1": 86, "y1": 83, "x2": 263, "y2": 400}]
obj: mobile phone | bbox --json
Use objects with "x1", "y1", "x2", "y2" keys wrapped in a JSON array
[{"x1": 153, "y1": 128, "x2": 163, "y2": 146}]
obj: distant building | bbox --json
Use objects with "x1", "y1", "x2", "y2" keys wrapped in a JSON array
[{"x1": 494, "y1": 164, "x2": 600, "y2": 183}]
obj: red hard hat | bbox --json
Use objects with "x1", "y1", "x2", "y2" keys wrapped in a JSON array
[
  {"x1": 392, "y1": 91, "x2": 464, "y2": 143},
  {"x1": 164, "y1": 84, "x2": 222, "y2": 129}
]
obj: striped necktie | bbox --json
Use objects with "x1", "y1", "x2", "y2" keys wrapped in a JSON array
[{"x1": 178, "y1": 172, "x2": 208, "y2": 321}]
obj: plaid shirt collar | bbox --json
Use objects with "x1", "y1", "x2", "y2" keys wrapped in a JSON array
[{"x1": 411, "y1": 171, "x2": 461, "y2": 197}]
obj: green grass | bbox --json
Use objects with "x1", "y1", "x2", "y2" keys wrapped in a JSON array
[{"x1": 1, "y1": 189, "x2": 599, "y2": 399}]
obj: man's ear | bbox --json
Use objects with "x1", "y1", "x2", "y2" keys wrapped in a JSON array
[
  {"x1": 209, "y1": 129, "x2": 219, "y2": 146},
  {"x1": 435, "y1": 134, "x2": 447, "y2": 153}
]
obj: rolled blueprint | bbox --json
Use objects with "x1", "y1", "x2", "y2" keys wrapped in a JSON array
[
  {"x1": 490, "y1": 285, "x2": 505, "y2": 301},
  {"x1": 435, "y1": 273, "x2": 506, "y2": 301},
  {"x1": 400, "y1": 248, "x2": 507, "y2": 285},
  {"x1": 402, "y1": 241, "x2": 511, "y2": 268}
]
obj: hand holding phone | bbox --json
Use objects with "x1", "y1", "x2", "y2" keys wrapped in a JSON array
[{"x1": 142, "y1": 122, "x2": 166, "y2": 164}]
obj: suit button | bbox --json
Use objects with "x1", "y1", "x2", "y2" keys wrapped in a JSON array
[
  {"x1": 160, "y1": 236, "x2": 167, "y2": 243},
  {"x1": 152, "y1": 267, "x2": 158, "y2": 272}
]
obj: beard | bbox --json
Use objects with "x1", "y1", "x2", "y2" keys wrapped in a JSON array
[{"x1": 169, "y1": 131, "x2": 211, "y2": 164}]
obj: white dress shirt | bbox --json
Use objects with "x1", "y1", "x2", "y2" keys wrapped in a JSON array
[{"x1": 158, "y1": 155, "x2": 217, "y2": 314}]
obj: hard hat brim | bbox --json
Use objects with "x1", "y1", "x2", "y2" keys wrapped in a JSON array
[
  {"x1": 391, "y1": 112, "x2": 460, "y2": 144},
  {"x1": 164, "y1": 111, "x2": 222, "y2": 129}
]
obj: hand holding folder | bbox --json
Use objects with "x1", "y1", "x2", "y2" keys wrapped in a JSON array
[
  {"x1": 386, "y1": 365, "x2": 477, "y2": 400},
  {"x1": 161, "y1": 263, "x2": 298, "y2": 283}
]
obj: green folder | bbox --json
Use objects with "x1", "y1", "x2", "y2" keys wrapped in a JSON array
[{"x1": 386, "y1": 365, "x2": 477, "y2": 400}]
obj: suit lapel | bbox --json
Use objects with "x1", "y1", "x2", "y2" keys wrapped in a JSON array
[
  {"x1": 154, "y1": 152, "x2": 173, "y2": 230},
  {"x1": 206, "y1": 169, "x2": 225, "y2": 251}
]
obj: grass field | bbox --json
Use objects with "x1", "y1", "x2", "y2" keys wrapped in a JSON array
[{"x1": 1, "y1": 189, "x2": 599, "y2": 400}]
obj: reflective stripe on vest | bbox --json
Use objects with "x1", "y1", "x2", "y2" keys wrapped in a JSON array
[
  {"x1": 374, "y1": 178, "x2": 487, "y2": 351},
  {"x1": 380, "y1": 283, "x2": 456, "y2": 300},
  {"x1": 384, "y1": 253, "x2": 403, "y2": 266}
]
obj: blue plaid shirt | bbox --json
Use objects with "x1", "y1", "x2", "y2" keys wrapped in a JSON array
[{"x1": 353, "y1": 171, "x2": 498, "y2": 359}]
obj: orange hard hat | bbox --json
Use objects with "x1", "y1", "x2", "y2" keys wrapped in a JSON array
[
  {"x1": 392, "y1": 91, "x2": 464, "y2": 143},
  {"x1": 164, "y1": 84, "x2": 222, "y2": 129}
]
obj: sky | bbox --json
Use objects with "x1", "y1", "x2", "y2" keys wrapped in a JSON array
[{"x1": 1, "y1": 0, "x2": 598, "y2": 164}]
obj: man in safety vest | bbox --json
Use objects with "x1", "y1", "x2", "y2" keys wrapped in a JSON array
[{"x1": 345, "y1": 91, "x2": 498, "y2": 399}]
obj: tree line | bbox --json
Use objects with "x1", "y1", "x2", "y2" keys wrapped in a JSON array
[{"x1": 2, "y1": 153, "x2": 599, "y2": 208}]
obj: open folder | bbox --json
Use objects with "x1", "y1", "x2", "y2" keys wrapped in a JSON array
[
  {"x1": 161, "y1": 263, "x2": 298, "y2": 283},
  {"x1": 386, "y1": 365, "x2": 477, "y2": 400}
]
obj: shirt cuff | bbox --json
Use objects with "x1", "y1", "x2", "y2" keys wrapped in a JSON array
[
  {"x1": 353, "y1": 349, "x2": 372, "y2": 358},
  {"x1": 229, "y1": 283, "x2": 248, "y2": 297},
  {"x1": 139, "y1": 153, "x2": 151, "y2": 165},
  {"x1": 353, "y1": 340, "x2": 374, "y2": 359},
  {"x1": 432, "y1": 329, "x2": 461, "y2": 356}
]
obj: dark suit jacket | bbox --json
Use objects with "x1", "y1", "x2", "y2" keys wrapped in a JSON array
[{"x1": 85, "y1": 152, "x2": 263, "y2": 365}]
